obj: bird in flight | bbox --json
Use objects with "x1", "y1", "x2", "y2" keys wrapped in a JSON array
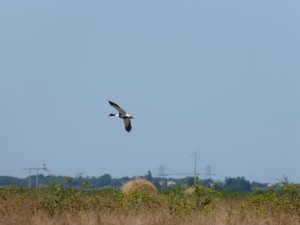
[{"x1": 108, "y1": 101, "x2": 133, "y2": 132}]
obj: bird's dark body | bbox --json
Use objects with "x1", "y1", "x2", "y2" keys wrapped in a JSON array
[
  {"x1": 108, "y1": 101, "x2": 133, "y2": 132},
  {"x1": 109, "y1": 113, "x2": 130, "y2": 119}
]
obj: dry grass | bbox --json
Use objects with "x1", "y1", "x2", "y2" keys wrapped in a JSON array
[
  {"x1": 1, "y1": 183, "x2": 300, "y2": 225},
  {"x1": 1, "y1": 210, "x2": 300, "y2": 225}
]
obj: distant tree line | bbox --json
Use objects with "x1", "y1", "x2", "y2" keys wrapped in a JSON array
[{"x1": 0, "y1": 172, "x2": 268, "y2": 192}]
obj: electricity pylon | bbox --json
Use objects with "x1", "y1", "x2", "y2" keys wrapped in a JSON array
[{"x1": 23, "y1": 168, "x2": 42, "y2": 188}]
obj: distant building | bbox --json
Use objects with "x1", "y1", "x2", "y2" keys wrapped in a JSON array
[{"x1": 167, "y1": 181, "x2": 176, "y2": 187}]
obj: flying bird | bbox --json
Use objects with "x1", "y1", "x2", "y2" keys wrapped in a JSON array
[{"x1": 108, "y1": 101, "x2": 133, "y2": 132}]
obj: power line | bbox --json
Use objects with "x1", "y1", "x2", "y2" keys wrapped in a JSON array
[{"x1": 156, "y1": 151, "x2": 203, "y2": 179}]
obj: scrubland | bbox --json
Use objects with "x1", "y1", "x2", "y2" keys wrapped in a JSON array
[{"x1": 1, "y1": 182, "x2": 300, "y2": 225}]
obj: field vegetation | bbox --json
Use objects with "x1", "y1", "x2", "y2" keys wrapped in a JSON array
[{"x1": 1, "y1": 178, "x2": 300, "y2": 225}]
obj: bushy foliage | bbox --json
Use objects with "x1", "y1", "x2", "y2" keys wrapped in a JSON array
[
  {"x1": 224, "y1": 177, "x2": 251, "y2": 192},
  {"x1": 1, "y1": 180, "x2": 300, "y2": 225}
]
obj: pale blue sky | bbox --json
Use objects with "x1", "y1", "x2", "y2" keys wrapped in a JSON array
[{"x1": 0, "y1": 1, "x2": 299, "y2": 183}]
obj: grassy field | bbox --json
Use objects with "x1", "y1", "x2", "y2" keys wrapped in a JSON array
[{"x1": 1, "y1": 182, "x2": 300, "y2": 225}]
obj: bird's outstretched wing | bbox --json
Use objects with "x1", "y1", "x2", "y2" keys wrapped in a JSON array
[
  {"x1": 123, "y1": 118, "x2": 132, "y2": 132},
  {"x1": 109, "y1": 101, "x2": 126, "y2": 114}
]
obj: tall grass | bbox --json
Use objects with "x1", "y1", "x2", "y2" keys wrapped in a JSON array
[{"x1": 1, "y1": 182, "x2": 300, "y2": 225}]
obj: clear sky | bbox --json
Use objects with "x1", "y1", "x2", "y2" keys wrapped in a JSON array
[{"x1": 0, "y1": 1, "x2": 299, "y2": 183}]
